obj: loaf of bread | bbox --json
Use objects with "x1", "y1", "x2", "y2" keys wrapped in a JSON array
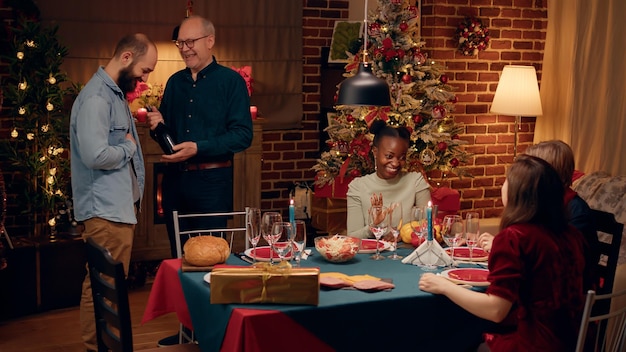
[{"x1": 183, "y1": 235, "x2": 230, "y2": 266}]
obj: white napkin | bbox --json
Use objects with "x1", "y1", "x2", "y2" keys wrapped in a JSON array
[{"x1": 401, "y1": 240, "x2": 453, "y2": 267}]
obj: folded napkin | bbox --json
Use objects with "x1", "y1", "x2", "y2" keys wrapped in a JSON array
[
  {"x1": 319, "y1": 272, "x2": 395, "y2": 292},
  {"x1": 401, "y1": 240, "x2": 453, "y2": 267}
]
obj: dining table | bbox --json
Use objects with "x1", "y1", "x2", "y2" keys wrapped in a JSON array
[{"x1": 143, "y1": 245, "x2": 493, "y2": 352}]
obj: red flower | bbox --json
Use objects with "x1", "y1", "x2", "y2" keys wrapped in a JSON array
[
  {"x1": 382, "y1": 37, "x2": 393, "y2": 49},
  {"x1": 126, "y1": 82, "x2": 149, "y2": 103}
]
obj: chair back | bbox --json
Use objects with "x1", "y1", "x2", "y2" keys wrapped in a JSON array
[
  {"x1": 592, "y1": 209, "x2": 624, "y2": 296},
  {"x1": 576, "y1": 289, "x2": 626, "y2": 352},
  {"x1": 85, "y1": 237, "x2": 133, "y2": 352},
  {"x1": 173, "y1": 207, "x2": 250, "y2": 259}
]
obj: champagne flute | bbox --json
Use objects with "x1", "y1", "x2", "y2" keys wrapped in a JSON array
[
  {"x1": 271, "y1": 222, "x2": 293, "y2": 262},
  {"x1": 368, "y1": 205, "x2": 388, "y2": 260},
  {"x1": 441, "y1": 215, "x2": 464, "y2": 267},
  {"x1": 465, "y1": 212, "x2": 480, "y2": 261},
  {"x1": 290, "y1": 220, "x2": 307, "y2": 267},
  {"x1": 387, "y1": 202, "x2": 403, "y2": 260},
  {"x1": 246, "y1": 207, "x2": 261, "y2": 264},
  {"x1": 261, "y1": 212, "x2": 282, "y2": 263},
  {"x1": 411, "y1": 206, "x2": 426, "y2": 243}
]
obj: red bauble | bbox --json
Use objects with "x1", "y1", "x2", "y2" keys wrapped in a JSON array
[
  {"x1": 399, "y1": 22, "x2": 408, "y2": 32},
  {"x1": 413, "y1": 114, "x2": 423, "y2": 124},
  {"x1": 402, "y1": 74, "x2": 412, "y2": 84},
  {"x1": 450, "y1": 158, "x2": 459, "y2": 167},
  {"x1": 405, "y1": 126, "x2": 413, "y2": 134},
  {"x1": 452, "y1": 134, "x2": 460, "y2": 140},
  {"x1": 450, "y1": 95, "x2": 458, "y2": 104},
  {"x1": 437, "y1": 141, "x2": 448, "y2": 151},
  {"x1": 440, "y1": 74, "x2": 448, "y2": 84},
  {"x1": 346, "y1": 114, "x2": 355, "y2": 122}
]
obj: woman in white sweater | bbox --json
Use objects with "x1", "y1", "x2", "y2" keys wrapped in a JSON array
[{"x1": 346, "y1": 120, "x2": 431, "y2": 238}]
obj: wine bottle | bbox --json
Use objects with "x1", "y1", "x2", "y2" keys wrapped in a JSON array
[{"x1": 146, "y1": 106, "x2": 176, "y2": 155}]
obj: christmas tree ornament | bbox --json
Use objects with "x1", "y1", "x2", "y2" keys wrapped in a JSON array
[
  {"x1": 47, "y1": 74, "x2": 57, "y2": 84},
  {"x1": 46, "y1": 102, "x2": 54, "y2": 111},
  {"x1": 27, "y1": 133, "x2": 35, "y2": 140},
  {"x1": 18, "y1": 80, "x2": 27, "y2": 90},
  {"x1": 420, "y1": 148, "x2": 436, "y2": 166},
  {"x1": 16, "y1": 51, "x2": 24, "y2": 60},
  {"x1": 18, "y1": 107, "x2": 26, "y2": 115},
  {"x1": 10, "y1": 128, "x2": 18, "y2": 138}
]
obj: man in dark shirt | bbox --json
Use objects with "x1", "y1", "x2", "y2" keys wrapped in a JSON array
[{"x1": 147, "y1": 15, "x2": 253, "y2": 258}]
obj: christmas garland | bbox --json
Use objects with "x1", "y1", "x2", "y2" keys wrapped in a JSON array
[{"x1": 456, "y1": 16, "x2": 490, "y2": 56}]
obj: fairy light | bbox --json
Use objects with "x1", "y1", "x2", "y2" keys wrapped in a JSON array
[
  {"x1": 26, "y1": 133, "x2": 34, "y2": 140},
  {"x1": 49, "y1": 168, "x2": 57, "y2": 176},
  {"x1": 16, "y1": 51, "x2": 24, "y2": 60},
  {"x1": 47, "y1": 74, "x2": 57, "y2": 84},
  {"x1": 41, "y1": 124, "x2": 50, "y2": 132},
  {"x1": 48, "y1": 217, "x2": 56, "y2": 227},
  {"x1": 46, "y1": 175, "x2": 54, "y2": 185},
  {"x1": 18, "y1": 107, "x2": 26, "y2": 115},
  {"x1": 18, "y1": 80, "x2": 27, "y2": 90},
  {"x1": 10, "y1": 128, "x2": 18, "y2": 138},
  {"x1": 46, "y1": 102, "x2": 54, "y2": 111}
]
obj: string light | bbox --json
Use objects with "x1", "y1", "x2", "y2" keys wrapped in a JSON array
[
  {"x1": 26, "y1": 133, "x2": 35, "y2": 140},
  {"x1": 18, "y1": 107, "x2": 26, "y2": 115},
  {"x1": 10, "y1": 128, "x2": 18, "y2": 138},
  {"x1": 18, "y1": 80, "x2": 27, "y2": 90},
  {"x1": 16, "y1": 51, "x2": 24, "y2": 60},
  {"x1": 47, "y1": 74, "x2": 57, "y2": 84},
  {"x1": 46, "y1": 102, "x2": 54, "y2": 111}
]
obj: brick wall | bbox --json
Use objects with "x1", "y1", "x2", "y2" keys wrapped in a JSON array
[{"x1": 264, "y1": 0, "x2": 548, "y2": 219}]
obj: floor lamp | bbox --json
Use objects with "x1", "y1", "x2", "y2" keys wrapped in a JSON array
[{"x1": 490, "y1": 65, "x2": 543, "y2": 157}]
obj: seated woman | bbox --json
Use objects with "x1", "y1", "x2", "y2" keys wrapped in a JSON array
[
  {"x1": 420, "y1": 155, "x2": 586, "y2": 352},
  {"x1": 346, "y1": 120, "x2": 430, "y2": 238},
  {"x1": 478, "y1": 140, "x2": 599, "y2": 290}
]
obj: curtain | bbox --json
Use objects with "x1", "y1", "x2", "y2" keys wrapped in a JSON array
[
  {"x1": 37, "y1": 0, "x2": 302, "y2": 130},
  {"x1": 536, "y1": 0, "x2": 626, "y2": 175}
]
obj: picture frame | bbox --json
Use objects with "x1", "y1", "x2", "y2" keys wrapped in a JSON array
[{"x1": 328, "y1": 21, "x2": 363, "y2": 63}]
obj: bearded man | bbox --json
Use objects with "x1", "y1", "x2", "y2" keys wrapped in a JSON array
[{"x1": 69, "y1": 33, "x2": 157, "y2": 352}]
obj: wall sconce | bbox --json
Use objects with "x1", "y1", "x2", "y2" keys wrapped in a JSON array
[
  {"x1": 336, "y1": 0, "x2": 391, "y2": 107},
  {"x1": 490, "y1": 65, "x2": 543, "y2": 157}
]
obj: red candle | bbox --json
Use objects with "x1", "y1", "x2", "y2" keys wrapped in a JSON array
[
  {"x1": 249, "y1": 106, "x2": 258, "y2": 120},
  {"x1": 136, "y1": 107, "x2": 148, "y2": 122}
]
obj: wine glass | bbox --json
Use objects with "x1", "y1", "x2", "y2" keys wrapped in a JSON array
[
  {"x1": 368, "y1": 205, "x2": 388, "y2": 260},
  {"x1": 246, "y1": 207, "x2": 261, "y2": 264},
  {"x1": 387, "y1": 202, "x2": 403, "y2": 260},
  {"x1": 441, "y1": 215, "x2": 464, "y2": 267},
  {"x1": 465, "y1": 212, "x2": 480, "y2": 261},
  {"x1": 290, "y1": 220, "x2": 307, "y2": 267},
  {"x1": 411, "y1": 206, "x2": 426, "y2": 243},
  {"x1": 271, "y1": 222, "x2": 293, "y2": 262},
  {"x1": 261, "y1": 212, "x2": 282, "y2": 263}
]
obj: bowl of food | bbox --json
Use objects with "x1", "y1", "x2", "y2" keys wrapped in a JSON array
[{"x1": 314, "y1": 235, "x2": 361, "y2": 263}]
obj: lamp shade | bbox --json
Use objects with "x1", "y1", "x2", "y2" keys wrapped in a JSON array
[
  {"x1": 336, "y1": 62, "x2": 391, "y2": 106},
  {"x1": 491, "y1": 65, "x2": 543, "y2": 117}
]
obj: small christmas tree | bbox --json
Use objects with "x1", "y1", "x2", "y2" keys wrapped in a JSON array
[
  {"x1": 313, "y1": 0, "x2": 470, "y2": 187},
  {"x1": 0, "y1": 17, "x2": 77, "y2": 231}
]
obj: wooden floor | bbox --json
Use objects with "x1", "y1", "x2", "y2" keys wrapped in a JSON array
[{"x1": 0, "y1": 284, "x2": 179, "y2": 351}]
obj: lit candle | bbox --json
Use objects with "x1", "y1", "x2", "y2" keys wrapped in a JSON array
[
  {"x1": 136, "y1": 107, "x2": 148, "y2": 122},
  {"x1": 426, "y1": 201, "x2": 433, "y2": 241},
  {"x1": 289, "y1": 198, "x2": 295, "y2": 227},
  {"x1": 250, "y1": 105, "x2": 258, "y2": 120}
]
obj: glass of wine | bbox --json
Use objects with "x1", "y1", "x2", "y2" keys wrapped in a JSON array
[
  {"x1": 441, "y1": 215, "x2": 464, "y2": 267},
  {"x1": 387, "y1": 202, "x2": 403, "y2": 260},
  {"x1": 271, "y1": 222, "x2": 293, "y2": 262},
  {"x1": 261, "y1": 212, "x2": 282, "y2": 263},
  {"x1": 290, "y1": 220, "x2": 307, "y2": 267},
  {"x1": 465, "y1": 212, "x2": 480, "y2": 261},
  {"x1": 368, "y1": 205, "x2": 389, "y2": 260},
  {"x1": 411, "y1": 206, "x2": 426, "y2": 244},
  {"x1": 246, "y1": 207, "x2": 261, "y2": 264}
]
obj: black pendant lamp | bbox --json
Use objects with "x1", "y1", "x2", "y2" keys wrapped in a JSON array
[{"x1": 336, "y1": 0, "x2": 390, "y2": 107}]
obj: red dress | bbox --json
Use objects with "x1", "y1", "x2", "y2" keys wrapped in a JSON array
[{"x1": 485, "y1": 223, "x2": 586, "y2": 352}]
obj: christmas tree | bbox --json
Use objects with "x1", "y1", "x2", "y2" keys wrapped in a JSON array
[
  {"x1": 0, "y1": 17, "x2": 77, "y2": 231},
  {"x1": 313, "y1": 0, "x2": 470, "y2": 187}
]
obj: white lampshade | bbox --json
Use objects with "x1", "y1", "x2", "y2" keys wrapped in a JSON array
[{"x1": 490, "y1": 65, "x2": 543, "y2": 117}]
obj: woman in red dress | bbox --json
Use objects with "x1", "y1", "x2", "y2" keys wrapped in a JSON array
[{"x1": 419, "y1": 155, "x2": 586, "y2": 351}]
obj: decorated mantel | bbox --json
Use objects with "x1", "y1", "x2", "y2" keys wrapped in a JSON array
[{"x1": 312, "y1": 0, "x2": 471, "y2": 234}]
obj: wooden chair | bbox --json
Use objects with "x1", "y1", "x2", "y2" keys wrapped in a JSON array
[
  {"x1": 592, "y1": 209, "x2": 624, "y2": 297},
  {"x1": 171, "y1": 207, "x2": 250, "y2": 343},
  {"x1": 85, "y1": 237, "x2": 199, "y2": 352},
  {"x1": 575, "y1": 289, "x2": 626, "y2": 352}
]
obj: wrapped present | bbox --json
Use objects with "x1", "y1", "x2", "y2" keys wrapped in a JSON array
[
  {"x1": 210, "y1": 263, "x2": 319, "y2": 305},
  {"x1": 311, "y1": 196, "x2": 347, "y2": 235},
  {"x1": 431, "y1": 187, "x2": 460, "y2": 220},
  {"x1": 314, "y1": 176, "x2": 353, "y2": 199}
]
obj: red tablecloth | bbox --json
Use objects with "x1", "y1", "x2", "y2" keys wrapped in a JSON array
[
  {"x1": 142, "y1": 259, "x2": 333, "y2": 352},
  {"x1": 141, "y1": 258, "x2": 193, "y2": 329}
]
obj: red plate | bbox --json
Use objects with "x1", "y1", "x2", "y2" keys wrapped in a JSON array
[
  {"x1": 244, "y1": 246, "x2": 292, "y2": 262},
  {"x1": 441, "y1": 268, "x2": 490, "y2": 286},
  {"x1": 358, "y1": 239, "x2": 389, "y2": 254},
  {"x1": 445, "y1": 247, "x2": 488, "y2": 261}
]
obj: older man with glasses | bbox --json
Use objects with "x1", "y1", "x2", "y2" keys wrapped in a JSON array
[{"x1": 145, "y1": 15, "x2": 253, "y2": 346}]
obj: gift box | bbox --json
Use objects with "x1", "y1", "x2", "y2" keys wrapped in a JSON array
[
  {"x1": 314, "y1": 176, "x2": 353, "y2": 199},
  {"x1": 311, "y1": 196, "x2": 347, "y2": 235},
  {"x1": 210, "y1": 264, "x2": 320, "y2": 305}
]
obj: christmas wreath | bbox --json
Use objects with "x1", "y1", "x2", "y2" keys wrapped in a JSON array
[{"x1": 456, "y1": 16, "x2": 490, "y2": 56}]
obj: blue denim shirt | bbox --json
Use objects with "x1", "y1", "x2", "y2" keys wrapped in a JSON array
[{"x1": 70, "y1": 67, "x2": 145, "y2": 224}]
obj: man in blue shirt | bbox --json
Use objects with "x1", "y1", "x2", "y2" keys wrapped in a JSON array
[
  {"x1": 70, "y1": 33, "x2": 157, "y2": 352},
  {"x1": 147, "y1": 15, "x2": 253, "y2": 259}
]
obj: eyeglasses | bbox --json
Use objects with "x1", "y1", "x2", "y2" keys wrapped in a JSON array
[{"x1": 174, "y1": 35, "x2": 210, "y2": 49}]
